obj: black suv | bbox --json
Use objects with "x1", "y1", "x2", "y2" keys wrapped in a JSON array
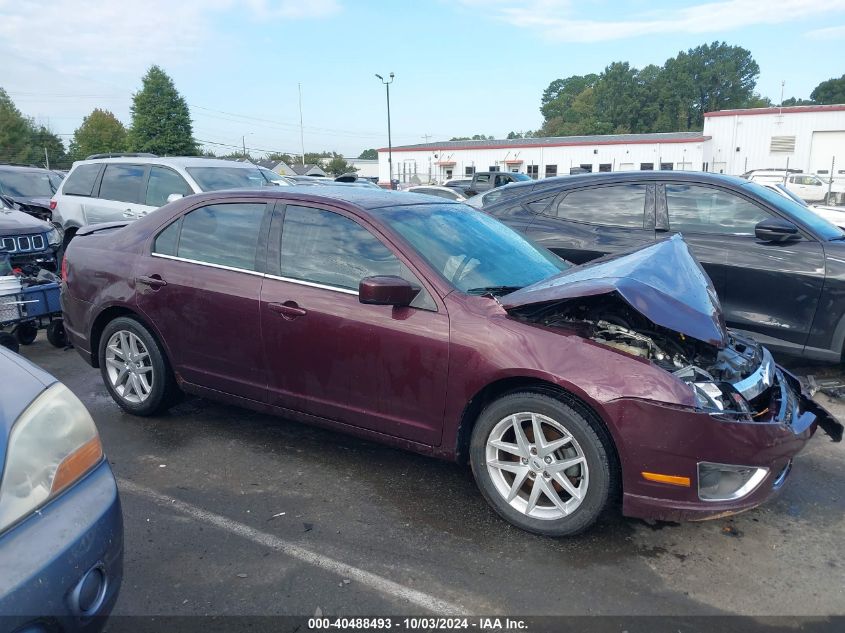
[
  {"x1": 485, "y1": 171, "x2": 845, "y2": 362},
  {"x1": 0, "y1": 165, "x2": 63, "y2": 223}
]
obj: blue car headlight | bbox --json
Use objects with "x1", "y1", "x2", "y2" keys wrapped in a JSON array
[{"x1": 0, "y1": 383, "x2": 103, "y2": 533}]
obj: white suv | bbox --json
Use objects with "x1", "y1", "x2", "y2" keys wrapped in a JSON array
[
  {"x1": 52, "y1": 156, "x2": 271, "y2": 244},
  {"x1": 746, "y1": 170, "x2": 844, "y2": 204}
]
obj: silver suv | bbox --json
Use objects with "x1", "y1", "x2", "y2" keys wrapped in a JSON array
[{"x1": 52, "y1": 156, "x2": 270, "y2": 245}]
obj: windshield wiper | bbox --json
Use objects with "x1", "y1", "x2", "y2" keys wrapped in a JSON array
[{"x1": 466, "y1": 285, "x2": 524, "y2": 296}]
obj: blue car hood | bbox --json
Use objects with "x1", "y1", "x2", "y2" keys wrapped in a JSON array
[{"x1": 501, "y1": 234, "x2": 729, "y2": 348}]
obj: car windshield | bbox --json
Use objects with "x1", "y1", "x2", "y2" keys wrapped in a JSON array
[
  {"x1": 744, "y1": 181, "x2": 845, "y2": 241},
  {"x1": 0, "y1": 170, "x2": 57, "y2": 197},
  {"x1": 186, "y1": 167, "x2": 268, "y2": 191},
  {"x1": 511, "y1": 173, "x2": 532, "y2": 182},
  {"x1": 380, "y1": 204, "x2": 568, "y2": 294}
]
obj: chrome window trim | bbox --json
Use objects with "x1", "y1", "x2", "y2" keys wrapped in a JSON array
[
  {"x1": 151, "y1": 253, "x2": 264, "y2": 277},
  {"x1": 263, "y1": 273, "x2": 359, "y2": 296}
]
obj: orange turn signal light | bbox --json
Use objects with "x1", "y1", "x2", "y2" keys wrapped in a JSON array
[
  {"x1": 641, "y1": 471, "x2": 691, "y2": 487},
  {"x1": 51, "y1": 436, "x2": 104, "y2": 495}
]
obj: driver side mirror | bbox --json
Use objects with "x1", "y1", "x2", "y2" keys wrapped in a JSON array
[
  {"x1": 755, "y1": 218, "x2": 800, "y2": 243},
  {"x1": 359, "y1": 276, "x2": 420, "y2": 307},
  {"x1": 166, "y1": 193, "x2": 184, "y2": 204}
]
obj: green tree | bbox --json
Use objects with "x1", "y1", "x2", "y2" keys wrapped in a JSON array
[
  {"x1": 69, "y1": 109, "x2": 127, "y2": 160},
  {"x1": 128, "y1": 65, "x2": 198, "y2": 156},
  {"x1": 303, "y1": 151, "x2": 332, "y2": 165},
  {"x1": 266, "y1": 152, "x2": 296, "y2": 165},
  {"x1": 324, "y1": 155, "x2": 357, "y2": 176},
  {"x1": 30, "y1": 125, "x2": 68, "y2": 168},
  {"x1": 358, "y1": 148, "x2": 378, "y2": 159},
  {"x1": 449, "y1": 134, "x2": 493, "y2": 141},
  {"x1": 810, "y1": 75, "x2": 845, "y2": 104},
  {"x1": 0, "y1": 87, "x2": 36, "y2": 164},
  {"x1": 540, "y1": 74, "x2": 599, "y2": 122},
  {"x1": 781, "y1": 97, "x2": 813, "y2": 106}
]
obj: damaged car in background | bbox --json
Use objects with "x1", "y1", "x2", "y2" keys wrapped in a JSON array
[{"x1": 62, "y1": 190, "x2": 842, "y2": 536}]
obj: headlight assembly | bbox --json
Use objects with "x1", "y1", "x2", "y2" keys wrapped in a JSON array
[
  {"x1": 0, "y1": 383, "x2": 103, "y2": 533},
  {"x1": 47, "y1": 226, "x2": 63, "y2": 247}
]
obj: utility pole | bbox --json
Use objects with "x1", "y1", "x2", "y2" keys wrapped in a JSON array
[
  {"x1": 44, "y1": 147, "x2": 50, "y2": 171},
  {"x1": 298, "y1": 83, "x2": 305, "y2": 165},
  {"x1": 242, "y1": 136, "x2": 246, "y2": 158},
  {"x1": 375, "y1": 73, "x2": 395, "y2": 188}
]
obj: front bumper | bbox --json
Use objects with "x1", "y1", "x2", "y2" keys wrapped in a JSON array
[
  {"x1": 0, "y1": 461, "x2": 123, "y2": 632},
  {"x1": 607, "y1": 365, "x2": 842, "y2": 523}
]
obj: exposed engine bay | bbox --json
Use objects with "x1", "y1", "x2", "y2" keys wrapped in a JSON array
[{"x1": 510, "y1": 293, "x2": 781, "y2": 419}]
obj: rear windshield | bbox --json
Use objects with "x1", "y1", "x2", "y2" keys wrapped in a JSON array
[
  {"x1": 0, "y1": 170, "x2": 57, "y2": 197},
  {"x1": 743, "y1": 181, "x2": 845, "y2": 241},
  {"x1": 186, "y1": 167, "x2": 268, "y2": 191}
]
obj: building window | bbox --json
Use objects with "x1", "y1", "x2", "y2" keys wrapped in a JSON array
[
  {"x1": 445, "y1": 169, "x2": 453, "y2": 179},
  {"x1": 465, "y1": 166, "x2": 475, "y2": 176},
  {"x1": 545, "y1": 164, "x2": 557, "y2": 177},
  {"x1": 579, "y1": 164, "x2": 593, "y2": 172},
  {"x1": 598, "y1": 163, "x2": 612, "y2": 172},
  {"x1": 527, "y1": 165, "x2": 539, "y2": 180},
  {"x1": 488, "y1": 165, "x2": 500, "y2": 172},
  {"x1": 510, "y1": 167, "x2": 519, "y2": 173},
  {"x1": 660, "y1": 162, "x2": 673, "y2": 170},
  {"x1": 640, "y1": 163, "x2": 654, "y2": 171}
]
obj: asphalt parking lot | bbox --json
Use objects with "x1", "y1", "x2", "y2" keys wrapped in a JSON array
[{"x1": 17, "y1": 336, "x2": 845, "y2": 619}]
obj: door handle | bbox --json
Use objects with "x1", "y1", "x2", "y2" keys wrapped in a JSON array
[
  {"x1": 136, "y1": 275, "x2": 167, "y2": 289},
  {"x1": 268, "y1": 301, "x2": 307, "y2": 319}
]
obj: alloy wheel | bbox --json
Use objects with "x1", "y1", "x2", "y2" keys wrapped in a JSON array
[
  {"x1": 485, "y1": 412, "x2": 589, "y2": 520},
  {"x1": 104, "y1": 330, "x2": 154, "y2": 404}
]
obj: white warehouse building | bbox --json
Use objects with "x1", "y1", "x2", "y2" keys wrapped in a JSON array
[{"x1": 377, "y1": 104, "x2": 845, "y2": 186}]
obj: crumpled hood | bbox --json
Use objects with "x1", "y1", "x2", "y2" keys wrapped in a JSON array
[
  {"x1": 0, "y1": 207, "x2": 52, "y2": 236},
  {"x1": 501, "y1": 234, "x2": 729, "y2": 348}
]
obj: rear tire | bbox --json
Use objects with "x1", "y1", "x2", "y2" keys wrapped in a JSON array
[
  {"x1": 470, "y1": 391, "x2": 614, "y2": 536},
  {"x1": 16, "y1": 322, "x2": 38, "y2": 345},
  {"x1": 46, "y1": 319, "x2": 67, "y2": 347},
  {"x1": 98, "y1": 316, "x2": 180, "y2": 416},
  {"x1": 0, "y1": 331, "x2": 19, "y2": 353}
]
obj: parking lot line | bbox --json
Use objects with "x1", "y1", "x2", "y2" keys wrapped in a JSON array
[{"x1": 117, "y1": 478, "x2": 465, "y2": 614}]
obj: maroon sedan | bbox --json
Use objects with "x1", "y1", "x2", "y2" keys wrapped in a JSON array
[{"x1": 61, "y1": 187, "x2": 842, "y2": 536}]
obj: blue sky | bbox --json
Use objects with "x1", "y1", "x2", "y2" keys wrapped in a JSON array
[{"x1": 1, "y1": 0, "x2": 844, "y2": 158}]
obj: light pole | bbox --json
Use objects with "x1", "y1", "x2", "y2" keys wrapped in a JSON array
[{"x1": 375, "y1": 72, "x2": 395, "y2": 189}]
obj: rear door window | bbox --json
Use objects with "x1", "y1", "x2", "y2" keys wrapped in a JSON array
[
  {"x1": 62, "y1": 164, "x2": 102, "y2": 197},
  {"x1": 154, "y1": 203, "x2": 267, "y2": 271},
  {"x1": 666, "y1": 184, "x2": 771, "y2": 235},
  {"x1": 145, "y1": 167, "x2": 193, "y2": 207},
  {"x1": 98, "y1": 164, "x2": 146, "y2": 203},
  {"x1": 553, "y1": 184, "x2": 648, "y2": 228}
]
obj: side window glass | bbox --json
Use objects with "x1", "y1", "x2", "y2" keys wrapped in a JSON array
[
  {"x1": 666, "y1": 185, "x2": 771, "y2": 235},
  {"x1": 62, "y1": 164, "x2": 101, "y2": 197},
  {"x1": 280, "y1": 205, "x2": 436, "y2": 310},
  {"x1": 527, "y1": 196, "x2": 554, "y2": 213},
  {"x1": 153, "y1": 219, "x2": 181, "y2": 256},
  {"x1": 554, "y1": 185, "x2": 647, "y2": 228},
  {"x1": 146, "y1": 167, "x2": 192, "y2": 207},
  {"x1": 98, "y1": 164, "x2": 145, "y2": 203},
  {"x1": 177, "y1": 203, "x2": 266, "y2": 270}
]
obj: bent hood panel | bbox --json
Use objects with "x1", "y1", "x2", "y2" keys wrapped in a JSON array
[{"x1": 501, "y1": 234, "x2": 728, "y2": 347}]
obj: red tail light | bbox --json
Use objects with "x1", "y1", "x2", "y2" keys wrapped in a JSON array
[
  {"x1": 61, "y1": 254, "x2": 68, "y2": 279},
  {"x1": 49, "y1": 199, "x2": 57, "y2": 211}
]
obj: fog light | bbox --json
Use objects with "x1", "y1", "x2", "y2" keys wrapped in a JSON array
[
  {"x1": 698, "y1": 462, "x2": 768, "y2": 501},
  {"x1": 70, "y1": 564, "x2": 107, "y2": 616}
]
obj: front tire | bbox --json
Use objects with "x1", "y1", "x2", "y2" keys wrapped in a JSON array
[
  {"x1": 98, "y1": 316, "x2": 179, "y2": 416},
  {"x1": 470, "y1": 391, "x2": 614, "y2": 536}
]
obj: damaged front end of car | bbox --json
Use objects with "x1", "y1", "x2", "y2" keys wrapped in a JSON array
[
  {"x1": 501, "y1": 235, "x2": 841, "y2": 519},
  {"x1": 502, "y1": 235, "x2": 843, "y2": 443}
]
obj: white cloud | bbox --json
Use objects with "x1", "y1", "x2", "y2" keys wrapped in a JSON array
[
  {"x1": 457, "y1": 0, "x2": 845, "y2": 42},
  {"x1": 0, "y1": 0, "x2": 340, "y2": 79},
  {"x1": 806, "y1": 23, "x2": 845, "y2": 39}
]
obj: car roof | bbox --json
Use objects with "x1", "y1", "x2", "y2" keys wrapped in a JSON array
[
  {"x1": 502, "y1": 170, "x2": 752, "y2": 194},
  {"x1": 173, "y1": 185, "x2": 461, "y2": 211},
  {"x1": 0, "y1": 164, "x2": 53, "y2": 173},
  {"x1": 70, "y1": 156, "x2": 261, "y2": 169}
]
